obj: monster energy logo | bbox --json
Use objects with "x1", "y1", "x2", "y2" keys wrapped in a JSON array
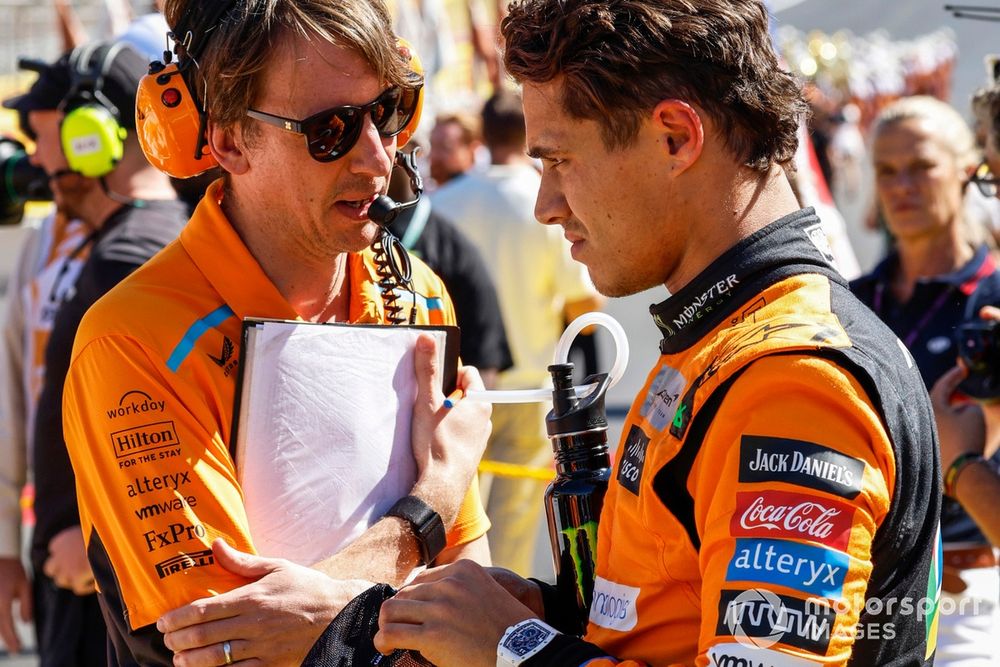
[{"x1": 561, "y1": 521, "x2": 599, "y2": 604}]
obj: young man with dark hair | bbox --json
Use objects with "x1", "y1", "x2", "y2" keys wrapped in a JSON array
[
  {"x1": 433, "y1": 89, "x2": 604, "y2": 575},
  {"x1": 60, "y1": 1, "x2": 492, "y2": 665},
  {"x1": 375, "y1": 1, "x2": 942, "y2": 665}
]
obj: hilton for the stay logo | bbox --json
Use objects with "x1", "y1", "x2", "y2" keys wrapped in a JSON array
[{"x1": 110, "y1": 421, "x2": 182, "y2": 469}]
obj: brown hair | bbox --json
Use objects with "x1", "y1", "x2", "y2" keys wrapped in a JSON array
[
  {"x1": 873, "y1": 96, "x2": 979, "y2": 173},
  {"x1": 481, "y1": 90, "x2": 526, "y2": 151},
  {"x1": 434, "y1": 112, "x2": 481, "y2": 144},
  {"x1": 164, "y1": 0, "x2": 420, "y2": 139},
  {"x1": 501, "y1": 0, "x2": 807, "y2": 171}
]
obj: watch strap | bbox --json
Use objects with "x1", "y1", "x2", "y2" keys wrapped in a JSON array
[{"x1": 385, "y1": 495, "x2": 446, "y2": 565}]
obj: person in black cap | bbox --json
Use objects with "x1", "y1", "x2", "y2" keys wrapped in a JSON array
[{"x1": 0, "y1": 40, "x2": 187, "y2": 665}]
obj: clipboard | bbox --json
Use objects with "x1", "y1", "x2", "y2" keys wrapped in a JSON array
[{"x1": 229, "y1": 317, "x2": 460, "y2": 565}]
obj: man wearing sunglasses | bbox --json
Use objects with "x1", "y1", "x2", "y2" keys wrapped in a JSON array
[{"x1": 60, "y1": 1, "x2": 492, "y2": 665}]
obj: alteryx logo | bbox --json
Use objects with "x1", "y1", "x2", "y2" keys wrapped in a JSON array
[{"x1": 726, "y1": 538, "x2": 848, "y2": 599}]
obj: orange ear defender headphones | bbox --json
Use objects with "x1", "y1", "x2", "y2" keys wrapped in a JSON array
[{"x1": 135, "y1": 2, "x2": 425, "y2": 179}]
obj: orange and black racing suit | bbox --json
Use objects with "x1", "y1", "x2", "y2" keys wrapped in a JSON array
[{"x1": 526, "y1": 210, "x2": 941, "y2": 666}]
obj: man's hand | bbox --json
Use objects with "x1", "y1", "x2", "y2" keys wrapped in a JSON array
[
  {"x1": 486, "y1": 567, "x2": 544, "y2": 618},
  {"x1": 158, "y1": 539, "x2": 372, "y2": 667},
  {"x1": 409, "y1": 334, "x2": 492, "y2": 528},
  {"x1": 42, "y1": 526, "x2": 95, "y2": 595},
  {"x1": 0, "y1": 557, "x2": 31, "y2": 653},
  {"x1": 932, "y1": 305, "x2": 1000, "y2": 469},
  {"x1": 375, "y1": 559, "x2": 537, "y2": 667},
  {"x1": 931, "y1": 365, "x2": 987, "y2": 471}
]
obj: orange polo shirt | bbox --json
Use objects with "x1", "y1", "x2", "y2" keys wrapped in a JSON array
[{"x1": 63, "y1": 180, "x2": 489, "y2": 637}]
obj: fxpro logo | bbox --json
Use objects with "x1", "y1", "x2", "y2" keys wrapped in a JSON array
[
  {"x1": 717, "y1": 589, "x2": 835, "y2": 654},
  {"x1": 155, "y1": 549, "x2": 214, "y2": 579},
  {"x1": 106, "y1": 390, "x2": 166, "y2": 420},
  {"x1": 142, "y1": 521, "x2": 206, "y2": 553}
]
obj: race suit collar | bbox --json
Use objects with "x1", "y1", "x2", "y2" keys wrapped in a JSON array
[{"x1": 650, "y1": 208, "x2": 845, "y2": 354}]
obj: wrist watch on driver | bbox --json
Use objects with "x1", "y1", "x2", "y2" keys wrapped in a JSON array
[{"x1": 497, "y1": 618, "x2": 559, "y2": 666}]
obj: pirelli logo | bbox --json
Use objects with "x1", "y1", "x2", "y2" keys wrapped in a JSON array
[
  {"x1": 110, "y1": 421, "x2": 180, "y2": 459},
  {"x1": 155, "y1": 549, "x2": 215, "y2": 579}
]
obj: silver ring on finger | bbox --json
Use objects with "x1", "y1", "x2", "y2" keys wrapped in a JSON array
[{"x1": 223, "y1": 640, "x2": 234, "y2": 665}]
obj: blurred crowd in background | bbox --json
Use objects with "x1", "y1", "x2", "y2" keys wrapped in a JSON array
[{"x1": 3, "y1": 1, "x2": 999, "y2": 280}]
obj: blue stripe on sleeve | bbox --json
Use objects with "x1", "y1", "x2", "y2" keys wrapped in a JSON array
[{"x1": 166, "y1": 305, "x2": 236, "y2": 372}]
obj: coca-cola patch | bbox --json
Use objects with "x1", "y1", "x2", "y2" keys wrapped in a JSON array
[{"x1": 730, "y1": 489, "x2": 855, "y2": 551}]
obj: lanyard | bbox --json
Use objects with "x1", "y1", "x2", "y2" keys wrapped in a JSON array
[
  {"x1": 873, "y1": 251, "x2": 997, "y2": 348},
  {"x1": 47, "y1": 228, "x2": 99, "y2": 305},
  {"x1": 873, "y1": 282, "x2": 955, "y2": 348}
]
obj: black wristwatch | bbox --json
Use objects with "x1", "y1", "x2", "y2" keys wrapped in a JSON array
[{"x1": 385, "y1": 495, "x2": 446, "y2": 565}]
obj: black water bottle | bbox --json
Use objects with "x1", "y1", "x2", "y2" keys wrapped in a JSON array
[{"x1": 544, "y1": 362, "x2": 612, "y2": 635}]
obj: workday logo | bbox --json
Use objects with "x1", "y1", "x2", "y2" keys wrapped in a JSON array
[
  {"x1": 726, "y1": 589, "x2": 787, "y2": 649},
  {"x1": 106, "y1": 390, "x2": 166, "y2": 420}
]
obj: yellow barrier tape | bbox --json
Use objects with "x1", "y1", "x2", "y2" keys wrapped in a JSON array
[{"x1": 478, "y1": 460, "x2": 555, "y2": 482}]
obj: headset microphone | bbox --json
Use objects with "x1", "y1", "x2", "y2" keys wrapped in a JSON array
[
  {"x1": 367, "y1": 194, "x2": 418, "y2": 226},
  {"x1": 367, "y1": 149, "x2": 424, "y2": 227},
  {"x1": 368, "y1": 148, "x2": 426, "y2": 324}
]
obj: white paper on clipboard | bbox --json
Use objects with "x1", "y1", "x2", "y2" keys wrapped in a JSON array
[{"x1": 232, "y1": 318, "x2": 452, "y2": 566}]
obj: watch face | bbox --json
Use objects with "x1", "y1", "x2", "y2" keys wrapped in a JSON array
[{"x1": 504, "y1": 621, "x2": 551, "y2": 657}]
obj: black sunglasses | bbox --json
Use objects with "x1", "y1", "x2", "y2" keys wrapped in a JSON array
[
  {"x1": 246, "y1": 85, "x2": 421, "y2": 162},
  {"x1": 969, "y1": 160, "x2": 1000, "y2": 198}
]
